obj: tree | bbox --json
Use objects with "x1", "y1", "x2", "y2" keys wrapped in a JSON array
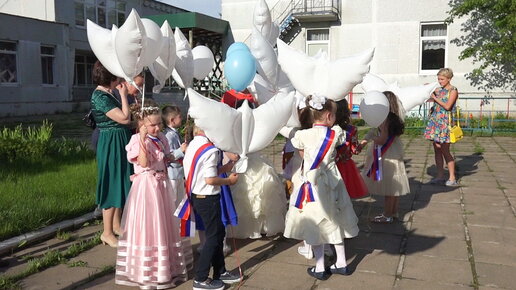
[{"x1": 447, "y1": 0, "x2": 516, "y2": 95}]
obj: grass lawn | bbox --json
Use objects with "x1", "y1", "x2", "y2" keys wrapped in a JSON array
[{"x1": 0, "y1": 155, "x2": 97, "y2": 241}]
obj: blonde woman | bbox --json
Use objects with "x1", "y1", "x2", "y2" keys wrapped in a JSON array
[{"x1": 424, "y1": 68, "x2": 459, "y2": 186}]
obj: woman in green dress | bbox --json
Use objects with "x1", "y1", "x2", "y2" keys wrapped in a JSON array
[{"x1": 91, "y1": 61, "x2": 132, "y2": 247}]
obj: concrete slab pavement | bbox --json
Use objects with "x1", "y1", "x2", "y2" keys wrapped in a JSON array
[{"x1": 1, "y1": 136, "x2": 515, "y2": 289}]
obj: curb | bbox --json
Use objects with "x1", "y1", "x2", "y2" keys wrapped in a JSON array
[{"x1": 0, "y1": 209, "x2": 102, "y2": 256}]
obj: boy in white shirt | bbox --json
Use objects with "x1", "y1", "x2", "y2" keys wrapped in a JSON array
[{"x1": 184, "y1": 126, "x2": 241, "y2": 290}]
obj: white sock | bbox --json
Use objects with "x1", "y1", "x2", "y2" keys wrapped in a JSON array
[
  {"x1": 312, "y1": 244, "x2": 325, "y2": 272},
  {"x1": 334, "y1": 242, "x2": 347, "y2": 268}
]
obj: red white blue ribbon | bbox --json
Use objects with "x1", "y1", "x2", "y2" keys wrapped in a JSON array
[
  {"x1": 366, "y1": 135, "x2": 395, "y2": 181},
  {"x1": 294, "y1": 182, "x2": 315, "y2": 209},
  {"x1": 310, "y1": 127, "x2": 335, "y2": 170},
  {"x1": 174, "y1": 142, "x2": 215, "y2": 237},
  {"x1": 292, "y1": 127, "x2": 335, "y2": 209}
]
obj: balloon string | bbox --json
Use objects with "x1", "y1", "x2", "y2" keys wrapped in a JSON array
[{"x1": 140, "y1": 71, "x2": 146, "y2": 113}]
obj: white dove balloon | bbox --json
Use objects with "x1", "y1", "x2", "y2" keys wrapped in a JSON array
[
  {"x1": 187, "y1": 88, "x2": 295, "y2": 173},
  {"x1": 86, "y1": 20, "x2": 127, "y2": 79},
  {"x1": 277, "y1": 39, "x2": 374, "y2": 101},
  {"x1": 253, "y1": 0, "x2": 272, "y2": 44},
  {"x1": 172, "y1": 28, "x2": 193, "y2": 89},
  {"x1": 115, "y1": 9, "x2": 147, "y2": 80},
  {"x1": 250, "y1": 26, "x2": 279, "y2": 87},
  {"x1": 268, "y1": 22, "x2": 280, "y2": 47},
  {"x1": 148, "y1": 21, "x2": 176, "y2": 93},
  {"x1": 140, "y1": 18, "x2": 164, "y2": 67},
  {"x1": 361, "y1": 74, "x2": 439, "y2": 113}
]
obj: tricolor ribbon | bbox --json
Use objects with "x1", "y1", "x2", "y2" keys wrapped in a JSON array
[
  {"x1": 174, "y1": 142, "x2": 215, "y2": 237},
  {"x1": 292, "y1": 126, "x2": 335, "y2": 209},
  {"x1": 366, "y1": 135, "x2": 395, "y2": 181},
  {"x1": 294, "y1": 182, "x2": 315, "y2": 209},
  {"x1": 310, "y1": 127, "x2": 336, "y2": 170}
]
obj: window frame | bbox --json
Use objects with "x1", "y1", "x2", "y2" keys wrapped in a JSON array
[
  {"x1": 41, "y1": 45, "x2": 56, "y2": 86},
  {"x1": 74, "y1": 53, "x2": 96, "y2": 87},
  {"x1": 419, "y1": 21, "x2": 448, "y2": 75},
  {"x1": 305, "y1": 28, "x2": 330, "y2": 57},
  {"x1": 75, "y1": 0, "x2": 126, "y2": 29},
  {"x1": 0, "y1": 40, "x2": 19, "y2": 86}
]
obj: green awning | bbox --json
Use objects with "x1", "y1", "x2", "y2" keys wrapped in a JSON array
[{"x1": 145, "y1": 12, "x2": 229, "y2": 36}]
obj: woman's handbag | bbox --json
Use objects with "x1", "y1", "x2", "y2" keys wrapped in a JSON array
[
  {"x1": 82, "y1": 110, "x2": 96, "y2": 129},
  {"x1": 448, "y1": 107, "x2": 463, "y2": 143}
]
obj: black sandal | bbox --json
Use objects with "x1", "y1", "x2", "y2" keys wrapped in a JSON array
[{"x1": 307, "y1": 266, "x2": 331, "y2": 280}]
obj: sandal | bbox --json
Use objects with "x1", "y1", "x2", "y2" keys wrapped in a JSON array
[
  {"x1": 445, "y1": 180, "x2": 460, "y2": 187},
  {"x1": 371, "y1": 214, "x2": 393, "y2": 224}
]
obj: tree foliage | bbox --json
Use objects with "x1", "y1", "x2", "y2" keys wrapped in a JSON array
[{"x1": 447, "y1": 0, "x2": 516, "y2": 94}]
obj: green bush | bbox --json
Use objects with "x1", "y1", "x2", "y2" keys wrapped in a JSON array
[
  {"x1": 351, "y1": 118, "x2": 365, "y2": 126},
  {"x1": 0, "y1": 120, "x2": 53, "y2": 163}
]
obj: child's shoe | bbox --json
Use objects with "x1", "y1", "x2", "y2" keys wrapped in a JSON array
[
  {"x1": 193, "y1": 278, "x2": 224, "y2": 290},
  {"x1": 297, "y1": 245, "x2": 313, "y2": 259},
  {"x1": 306, "y1": 266, "x2": 331, "y2": 280},
  {"x1": 445, "y1": 180, "x2": 460, "y2": 187},
  {"x1": 219, "y1": 271, "x2": 242, "y2": 284},
  {"x1": 329, "y1": 264, "x2": 352, "y2": 276}
]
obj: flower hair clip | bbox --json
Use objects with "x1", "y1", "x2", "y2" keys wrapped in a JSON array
[
  {"x1": 135, "y1": 106, "x2": 160, "y2": 118},
  {"x1": 308, "y1": 94, "x2": 326, "y2": 110}
]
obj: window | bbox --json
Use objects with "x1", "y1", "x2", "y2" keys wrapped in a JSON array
[
  {"x1": 420, "y1": 23, "x2": 447, "y2": 73},
  {"x1": 75, "y1": 0, "x2": 126, "y2": 28},
  {"x1": 41, "y1": 46, "x2": 55, "y2": 85},
  {"x1": 74, "y1": 53, "x2": 96, "y2": 86},
  {"x1": 0, "y1": 41, "x2": 18, "y2": 84},
  {"x1": 306, "y1": 29, "x2": 330, "y2": 57}
]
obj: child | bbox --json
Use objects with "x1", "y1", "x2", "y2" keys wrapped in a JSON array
[
  {"x1": 115, "y1": 102, "x2": 187, "y2": 289},
  {"x1": 162, "y1": 105, "x2": 194, "y2": 269},
  {"x1": 284, "y1": 94, "x2": 359, "y2": 280},
  {"x1": 179, "y1": 125, "x2": 241, "y2": 290},
  {"x1": 335, "y1": 99, "x2": 368, "y2": 199},
  {"x1": 358, "y1": 91, "x2": 410, "y2": 223},
  {"x1": 424, "y1": 68, "x2": 459, "y2": 186}
]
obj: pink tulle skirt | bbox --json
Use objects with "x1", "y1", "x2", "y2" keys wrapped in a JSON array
[
  {"x1": 116, "y1": 172, "x2": 188, "y2": 289},
  {"x1": 337, "y1": 159, "x2": 368, "y2": 199}
]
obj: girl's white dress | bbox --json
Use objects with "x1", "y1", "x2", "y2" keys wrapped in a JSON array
[
  {"x1": 361, "y1": 128, "x2": 410, "y2": 196},
  {"x1": 284, "y1": 125, "x2": 359, "y2": 245},
  {"x1": 227, "y1": 153, "x2": 287, "y2": 239}
]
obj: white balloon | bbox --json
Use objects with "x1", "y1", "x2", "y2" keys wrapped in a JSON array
[
  {"x1": 268, "y1": 22, "x2": 280, "y2": 47},
  {"x1": 250, "y1": 26, "x2": 278, "y2": 87},
  {"x1": 360, "y1": 90, "x2": 389, "y2": 127},
  {"x1": 277, "y1": 39, "x2": 374, "y2": 101},
  {"x1": 172, "y1": 28, "x2": 193, "y2": 88},
  {"x1": 192, "y1": 45, "x2": 215, "y2": 80},
  {"x1": 148, "y1": 21, "x2": 176, "y2": 93},
  {"x1": 237, "y1": 101, "x2": 255, "y2": 171},
  {"x1": 253, "y1": 0, "x2": 272, "y2": 42},
  {"x1": 86, "y1": 20, "x2": 127, "y2": 79},
  {"x1": 115, "y1": 9, "x2": 146, "y2": 80},
  {"x1": 187, "y1": 88, "x2": 242, "y2": 153},
  {"x1": 248, "y1": 73, "x2": 275, "y2": 104},
  {"x1": 362, "y1": 74, "x2": 439, "y2": 113},
  {"x1": 249, "y1": 91, "x2": 295, "y2": 152},
  {"x1": 140, "y1": 18, "x2": 164, "y2": 67}
]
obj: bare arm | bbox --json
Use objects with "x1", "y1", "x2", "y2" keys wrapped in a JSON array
[
  {"x1": 432, "y1": 88, "x2": 458, "y2": 111},
  {"x1": 137, "y1": 125, "x2": 148, "y2": 167},
  {"x1": 372, "y1": 121, "x2": 389, "y2": 145},
  {"x1": 205, "y1": 173, "x2": 239, "y2": 186},
  {"x1": 105, "y1": 83, "x2": 131, "y2": 125}
]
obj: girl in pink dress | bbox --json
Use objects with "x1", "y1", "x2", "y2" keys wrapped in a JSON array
[{"x1": 116, "y1": 105, "x2": 187, "y2": 289}]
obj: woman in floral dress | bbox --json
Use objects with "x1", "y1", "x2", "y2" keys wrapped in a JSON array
[{"x1": 424, "y1": 68, "x2": 459, "y2": 186}]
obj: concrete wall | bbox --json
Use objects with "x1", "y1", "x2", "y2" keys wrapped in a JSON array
[
  {"x1": 221, "y1": 0, "x2": 516, "y2": 114},
  {"x1": 0, "y1": 13, "x2": 73, "y2": 117},
  {"x1": 0, "y1": 0, "x2": 187, "y2": 117}
]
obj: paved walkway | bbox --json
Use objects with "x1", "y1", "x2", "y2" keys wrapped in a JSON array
[{"x1": 1, "y1": 136, "x2": 515, "y2": 289}]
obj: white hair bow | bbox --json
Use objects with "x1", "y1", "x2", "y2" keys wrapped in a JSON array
[{"x1": 309, "y1": 94, "x2": 326, "y2": 110}]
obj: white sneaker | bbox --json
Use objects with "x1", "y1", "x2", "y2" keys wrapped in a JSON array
[
  {"x1": 223, "y1": 244, "x2": 231, "y2": 256},
  {"x1": 297, "y1": 245, "x2": 313, "y2": 259}
]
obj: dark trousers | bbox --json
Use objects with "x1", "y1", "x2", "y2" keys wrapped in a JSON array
[{"x1": 191, "y1": 193, "x2": 226, "y2": 282}]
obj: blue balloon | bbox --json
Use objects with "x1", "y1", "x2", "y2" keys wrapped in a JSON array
[
  {"x1": 226, "y1": 42, "x2": 250, "y2": 57},
  {"x1": 224, "y1": 50, "x2": 256, "y2": 92}
]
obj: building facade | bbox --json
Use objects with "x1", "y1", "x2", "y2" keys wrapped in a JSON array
[
  {"x1": 222, "y1": 0, "x2": 515, "y2": 115},
  {"x1": 0, "y1": 0, "x2": 185, "y2": 117}
]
